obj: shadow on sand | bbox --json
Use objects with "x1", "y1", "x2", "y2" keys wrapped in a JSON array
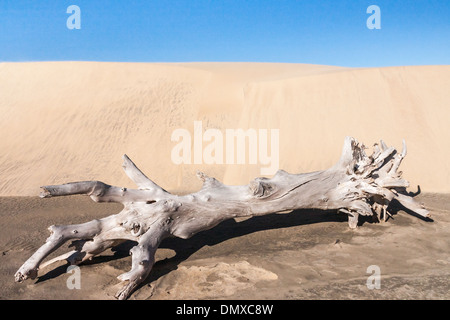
[{"x1": 36, "y1": 208, "x2": 347, "y2": 287}]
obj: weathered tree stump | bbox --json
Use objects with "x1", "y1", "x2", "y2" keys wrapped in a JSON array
[{"x1": 14, "y1": 137, "x2": 429, "y2": 299}]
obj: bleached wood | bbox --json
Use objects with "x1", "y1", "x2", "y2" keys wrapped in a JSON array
[{"x1": 15, "y1": 137, "x2": 430, "y2": 299}]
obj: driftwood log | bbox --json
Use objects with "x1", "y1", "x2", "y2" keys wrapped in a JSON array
[{"x1": 15, "y1": 137, "x2": 429, "y2": 299}]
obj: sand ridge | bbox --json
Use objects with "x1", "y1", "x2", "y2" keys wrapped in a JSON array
[{"x1": 0, "y1": 62, "x2": 449, "y2": 197}]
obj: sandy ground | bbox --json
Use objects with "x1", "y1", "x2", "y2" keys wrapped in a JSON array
[{"x1": 0, "y1": 192, "x2": 448, "y2": 300}]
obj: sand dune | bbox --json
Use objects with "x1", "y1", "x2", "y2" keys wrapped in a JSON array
[
  {"x1": 1, "y1": 62, "x2": 449, "y2": 301},
  {"x1": 0, "y1": 62, "x2": 449, "y2": 196}
]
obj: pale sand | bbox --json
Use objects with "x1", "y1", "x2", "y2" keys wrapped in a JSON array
[
  {"x1": 0, "y1": 62, "x2": 449, "y2": 196},
  {"x1": 0, "y1": 193, "x2": 448, "y2": 299},
  {"x1": 0, "y1": 62, "x2": 449, "y2": 299}
]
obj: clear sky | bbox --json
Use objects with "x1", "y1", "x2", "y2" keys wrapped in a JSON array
[{"x1": 0, "y1": 0, "x2": 449, "y2": 67}]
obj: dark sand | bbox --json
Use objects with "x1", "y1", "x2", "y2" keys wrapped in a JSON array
[{"x1": 0, "y1": 193, "x2": 448, "y2": 300}]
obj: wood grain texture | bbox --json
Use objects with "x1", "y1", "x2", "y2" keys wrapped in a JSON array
[{"x1": 15, "y1": 137, "x2": 429, "y2": 299}]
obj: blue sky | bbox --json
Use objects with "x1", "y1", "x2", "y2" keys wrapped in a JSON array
[{"x1": 0, "y1": 0, "x2": 449, "y2": 67}]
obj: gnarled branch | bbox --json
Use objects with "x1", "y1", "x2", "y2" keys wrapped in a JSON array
[{"x1": 15, "y1": 137, "x2": 429, "y2": 299}]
